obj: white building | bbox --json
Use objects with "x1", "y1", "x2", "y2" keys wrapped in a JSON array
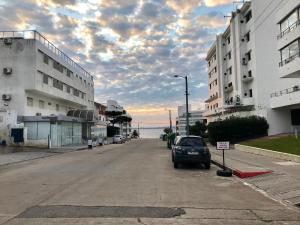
[
  {"x1": 0, "y1": 30, "x2": 94, "y2": 147},
  {"x1": 204, "y1": 0, "x2": 300, "y2": 135},
  {"x1": 176, "y1": 105, "x2": 206, "y2": 135}
]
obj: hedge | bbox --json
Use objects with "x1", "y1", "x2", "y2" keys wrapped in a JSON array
[{"x1": 207, "y1": 116, "x2": 269, "y2": 145}]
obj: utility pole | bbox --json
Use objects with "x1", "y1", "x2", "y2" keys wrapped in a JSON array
[
  {"x1": 169, "y1": 110, "x2": 172, "y2": 133},
  {"x1": 185, "y1": 76, "x2": 189, "y2": 136}
]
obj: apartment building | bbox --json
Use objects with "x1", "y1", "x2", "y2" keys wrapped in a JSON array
[
  {"x1": 270, "y1": 0, "x2": 300, "y2": 131},
  {"x1": 0, "y1": 30, "x2": 94, "y2": 147},
  {"x1": 91, "y1": 102, "x2": 108, "y2": 145},
  {"x1": 204, "y1": 0, "x2": 300, "y2": 135},
  {"x1": 176, "y1": 105, "x2": 206, "y2": 135}
]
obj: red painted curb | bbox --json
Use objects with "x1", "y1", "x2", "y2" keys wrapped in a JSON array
[{"x1": 233, "y1": 169, "x2": 272, "y2": 178}]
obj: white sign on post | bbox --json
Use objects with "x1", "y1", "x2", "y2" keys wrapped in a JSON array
[{"x1": 216, "y1": 141, "x2": 230, "y2": 150}]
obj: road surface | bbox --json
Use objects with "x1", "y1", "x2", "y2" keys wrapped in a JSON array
[{"x1": 0, "y1": 139, "x2": 299, "y2": 224}]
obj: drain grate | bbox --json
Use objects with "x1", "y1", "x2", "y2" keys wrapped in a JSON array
[{"x1": 17, "y1": 205, "x2": 185, "y2": 218}]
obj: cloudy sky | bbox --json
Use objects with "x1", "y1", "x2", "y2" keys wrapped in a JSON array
[{"x1": 0, "y1": 0, "x2": 237, "y2": 127}]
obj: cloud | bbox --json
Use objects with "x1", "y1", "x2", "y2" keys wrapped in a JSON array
[
  {"x1": 0, "y1": 0, "x2": 231, "y2": 126},
  {"x1": 204, "y1": 0, "x2": 232, "y2": 7}
]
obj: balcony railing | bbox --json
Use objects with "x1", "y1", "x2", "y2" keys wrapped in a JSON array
[
  {"x1": 270, "y1": 85, "x2": 300, "y2": 98},
  {"x1": 277, "y1": 20, "x2": 300, "y2": 40},
  {"x1": 279, "y1": 52, "x2": 300, "y2": 67},
  {"x1": 0, "y1": 30, "x2": 93, "y2": 80}
]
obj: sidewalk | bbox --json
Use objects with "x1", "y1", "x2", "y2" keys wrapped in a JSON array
[{"x1": 210, "y1": 146, "x2": 300, "y2": 207}]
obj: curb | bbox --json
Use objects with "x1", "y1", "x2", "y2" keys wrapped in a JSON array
[
  {"x1": 211, "y1": 159, "x2": 272, "y2": 179},
  {"x1": 235, "y1": 144, "x2": 300, "y2": 163}
]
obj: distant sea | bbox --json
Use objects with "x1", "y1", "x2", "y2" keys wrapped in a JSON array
[{"x1": 137, "y1": 128, "x2": 165, "y2": 139}]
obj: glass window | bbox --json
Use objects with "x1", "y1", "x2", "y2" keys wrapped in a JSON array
[
  {"x1": 43, "y1": 74, "x2": 48, "y2": 84},
  {"x1": 39, "y1": 100, "x2": 45, "y2": 109},
  {"x1": 281, "y1": 39, "x2": 299, "y2": 61},
  {"x1": 43, "y1": 54, "x2": 49, "y2": 64},
  {"x1": 281, "y1": 10, "x2": 298, "y2": 33},
  {"x1": 67, "y1": 86, "x2": 70, "y2": 94},
  {"x1": 245, "y1": 10, "x2": 252, "y2": 22},
  {"x1": 177, "y1": 137, "x2": 204, "y2": 146},
  {"x1": 56, "y1": 104, "x2": 59, "y2": 111},
  {"x1": 37, "y1": 122, "x2": 50, "y2": 140},
  {"x1": 25, "y1": 122, "x2": 37, "y2": 140},
  {"x1": 27, "y1": 97, "x2": 33, "y2": 107}
]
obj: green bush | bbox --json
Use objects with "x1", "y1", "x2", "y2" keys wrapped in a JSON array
[{"x1": 208, "y1": 116, "x2": 269, "y2": 145}]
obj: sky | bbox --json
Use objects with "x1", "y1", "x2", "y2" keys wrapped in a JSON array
[{"x1": 0, "y1": 0, "x2": 239, "y2": 127}]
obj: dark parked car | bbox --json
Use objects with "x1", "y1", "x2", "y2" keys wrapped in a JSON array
[{"x1": 171, "y1": 135, "x2": 211, "y2": 169}]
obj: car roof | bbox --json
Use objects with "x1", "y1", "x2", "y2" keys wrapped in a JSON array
[{"x1": 177, "y1": 135, "x2": 202, "y2": 139}]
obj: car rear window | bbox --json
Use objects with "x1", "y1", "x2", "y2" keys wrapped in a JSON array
[{"x1": 177, "y1": 137, "x2": 204, "y2": 146}]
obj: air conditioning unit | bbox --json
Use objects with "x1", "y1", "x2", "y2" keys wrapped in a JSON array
[
  {"x1": 3, "y1": 67, "x2": 12, "y2": 75},
  {"x1": 2, "y1": 94, "x2": 11, "y2": 101},
  {"x1": 36, "y1": 112, "x2": 42, "y2": 116},
  {"x1": 4, "y1": 38, "x2": 12, "y2": 45}
]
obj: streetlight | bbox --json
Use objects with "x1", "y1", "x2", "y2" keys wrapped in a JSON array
[{"x1": 174, "y1": 75, "x2": 189, "y2": 136}]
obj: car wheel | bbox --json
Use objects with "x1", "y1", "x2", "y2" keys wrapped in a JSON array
[
  {"x1": 173, "y1": 162, "x2": 178, "y2": 169},
  {"x1": 204, "y1": 162, "x2": 211, "y2": 169}
]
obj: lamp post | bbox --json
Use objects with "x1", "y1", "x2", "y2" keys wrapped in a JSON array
[{"x1": 174, "y1": 75, "x2": 189, "y2": 136}]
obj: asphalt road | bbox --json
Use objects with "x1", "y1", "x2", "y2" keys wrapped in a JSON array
[{"x1": 0, "y1": 139, "x2": 299, "y2": 224}]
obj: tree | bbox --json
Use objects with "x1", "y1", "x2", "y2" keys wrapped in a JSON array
[
  {"x1": 189, "y1": 121, "x2": 207, "y2": 136},
  {"x1": 163, "y1": 127, "x2": 172, "y2": 134}
]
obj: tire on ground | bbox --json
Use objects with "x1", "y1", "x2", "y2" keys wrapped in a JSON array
[{"x1": 217, "y1": 169, "x2": 232, "y2": 177}]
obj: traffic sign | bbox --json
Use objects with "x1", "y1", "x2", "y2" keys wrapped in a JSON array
[{"x1": 216, "y1": 141, "x2": 230, "y2": 150}]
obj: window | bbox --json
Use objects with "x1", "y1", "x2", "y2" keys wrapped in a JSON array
[
  {"x1": 245, "y1": 10, "x2": 252, "y2": 22},
  {"x1": 43, "y1": 54, "x2": 49, "y2": 64},
  {"x1": 228, "y1": 67, "x2": 232, "y2": 75},
  {"x1": 215, "y1": 79, "x2": 217, "y2": 85},
  {"x1": 73, "y1": 89, "x2": 80, "y2": 97},
  {"x1": 249, "y1": 89, "x2": 253, "y2": 97},
  {"x1": 280, "y1": 10, "x2": 298, "y2": 34},
  {"x1": 67, "y1": 69, "x2": 73, "y2": 77},
  {"x1": 0, "y1": 116, "x2": 3, "y2": 123},
  {"x1": 56, "y1": 104, "x2": 59, "y2": 111},
  {"x1": 246, "y1": 51, "x2": 251, "y2": 61},
  {"x1": 228, "y1": 51, "x2": 231, "y2": 60},
  {"x1": 53, "y1": 78, "x2": 63, "y2": 91},
  {"x1": 214, "y1": 67, "x2": 217, "y2": 73},
  {"x1": 209, "y1": 84, "x2": 212, "y2": 89},
  {"x1": 227, "y1": 36, "x2": 230, "y2": 44},
  {"x1": 27, "y1": 97, "x2": 33, "y2": 107},
  {"x1": 39, "y1": 100, "x2": 45, "y2": 109},
  {"x1": 43, "y1": 74, "x2": 48, "y2": 84},
  {"x1": 281, "y1": 39, "x2": 299, "y2": 64},
  {"x1": 81, "y1": 93, "x2": 85, "y2": 99},
  {"x1": 53, "y1": 61, "x2": 63, "y2": 73},
  {"x1": 245, "y1": 32, "x2": 250, "y2": 42},
  {"x1": 66, "y1": 86, "x2": 71, "y2": 94},
  {"x1": 248, "y1": 70, "x2": 252, "y2": 77}
]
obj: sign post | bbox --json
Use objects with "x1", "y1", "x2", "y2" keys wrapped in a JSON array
[{"x1": 216, "y1": 141, "x2": 232, "y2": 177}]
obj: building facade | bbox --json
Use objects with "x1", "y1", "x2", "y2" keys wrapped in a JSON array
[
  {"x1": 0, "y1": 30, "x2": 94, "y2": 147},
  {"x1": 204, "y1": 0, "x2": 300, "y2": 135},
  {"x1": 176, "y1": 105, "x2": 206, "y2": 135}
]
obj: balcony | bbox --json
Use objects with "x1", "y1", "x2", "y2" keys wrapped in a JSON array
[
  {"x1": 205, "y1": 95, "x2": 218, "y2": 103},
  {"x1": 279, "y1": 52, "x2": 300, "y2": 78},
  {"x1": 270, "y1": 86, "x2": 300, "y2": 108},
  {"x1": 242, "y1": 97, "x2": 254, "y2": 106},
  {"x1": 277, "y1": 20, "x2": 300, "y2": 50},
  {"x1": 242, "y1": 75, "x2": 253, "y2": 83}
]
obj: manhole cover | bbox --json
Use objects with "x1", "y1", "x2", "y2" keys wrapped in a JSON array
[{"x1": 17, "y1": 205, "x2": 185, "y2": 218}]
